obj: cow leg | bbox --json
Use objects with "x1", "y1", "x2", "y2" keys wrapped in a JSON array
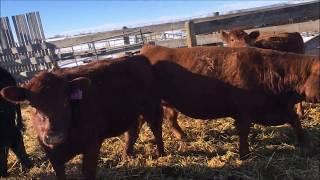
[
  {"x1": 163, "y1": 106, "x2": 186, "y2": 140},
  {"x1": 145, "y1": 105, "x2": 165, "y2": 157},
  {"x1": 295, "y1": 102, "x2": 304, "y2": 117},
  {"x1": 50, "y1": 160, "x2": 66, "y2": 180},
  {"x1": 287, "y1": 112, "x2": 311, "y2": 153},
  {"x1": 10, "y1": 131, "x2": 33, "y2": 169},
  {"x1": 82, "y1": 142, "x2": 101, "y2": 180},
  {"x1": 45, "y1": 145, "x2": 75, "y2": 180},
  {"x1": 149, "y1": 119, "x2": 165, "y2": 157},
  {"x1": 0, "y1": 147, "x2": 9, "y2": 177},
  {"x1": 235, "y1": 118, "x2": 251, "y2": 159},
  {"x1": 123, "y1": 120, "x2": 141, "y2": 159}
]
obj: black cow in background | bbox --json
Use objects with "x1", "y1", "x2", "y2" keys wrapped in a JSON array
[{"x1": 0, "y1": 67, "x2": 32, "y2": 177}]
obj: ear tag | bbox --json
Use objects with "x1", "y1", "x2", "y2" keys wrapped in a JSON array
[{"x1": 70, "y1": 88, "x2": 83, "y2": 100}]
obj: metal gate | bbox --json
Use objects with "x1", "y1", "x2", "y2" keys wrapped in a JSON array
[{"x1": 0, "y1": 11, "x2": 57, "y2": 83}]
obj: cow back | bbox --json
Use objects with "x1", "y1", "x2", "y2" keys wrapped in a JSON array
[{"x1": 255, "y1": 32, "x2": 304, "y2": 54}]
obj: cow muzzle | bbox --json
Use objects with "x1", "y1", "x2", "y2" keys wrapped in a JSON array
[{"x1": 42, "y1": 132, "x2": 66, "y2": 148}]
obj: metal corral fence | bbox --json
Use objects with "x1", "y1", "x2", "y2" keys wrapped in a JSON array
[
  {"x1": 1, "y1": 1, "x2": 319, "y2": 82},
  {"x1": 55, "y1": 29, "x2": 185, "y2": 60},
  {"x1": 0, "y1": 12, "x2": 57, "y2": 83}
]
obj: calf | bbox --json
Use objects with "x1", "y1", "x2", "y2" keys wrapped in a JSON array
[
  {"x1": 1, "y1": 55, "x2": 164, "y2": 179},
  {"x1": 0, "y1": 67, "x2": 32, "y2": 177},
  {"x1": 153, "y1": 61, "x2": 310, "y2": 158},
  {"x1": 141, "y1": 45, "x2": 320, "y2": 157},
  {"x1": 221, "y1": 29, "x2": 305, "y2": 116},
  {"x1": 221, "y1": 29, "x2": 304, "y2": 53}
]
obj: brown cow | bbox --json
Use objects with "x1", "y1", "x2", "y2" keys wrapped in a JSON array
[
  {"x1": 141, "y1": 44, "x2": 320, "y2": 157},
  {"x1": 0, "y1": 55, "x2": 164, "y2": 179},
  {"x1": 153, "y1": 60, "x2": 311, "y2": 158},
  {"x1": 221, "y1": 29, "x2": 304, "y2": 53},
  {"x1": 221, "y1": 29, "x2": 305, "y2": 116}
]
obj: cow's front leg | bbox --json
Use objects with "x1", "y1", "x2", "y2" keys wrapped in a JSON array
[
  {"x1": 295, "y1": 102, "x2": 304, "y2": 117},
  {"x1": 123, "y1": 120, "x2": 141, "y2": 159},
  {"x1": 235, "y1": 118, "x2": 251, "y2": 159},
  {"x1": 44, "y1": 144, "x2": 75, "y2": 180},
  {"x1": 82, "y1": 142, "x2": 101, "y2": 180},
  {"x1": 163, "y1": 106, "x2": 186, "y2": 140},
  {"x1": 145, "y1": 103, "x2": 165, "y2": 157},
  {"x1": 10, "y1": 130, "x2": 33, "y2": 169},
  {"x1": 287, "y1": 112, "x2": 312, "y2": 154},
  {"x1": 50, "y1": 159, "x2": 66, "y2": 180}
]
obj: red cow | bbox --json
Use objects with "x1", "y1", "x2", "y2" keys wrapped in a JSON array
[
  {"x1": 221, "y1": 29, "x2": 304, "y2": 53},
  {"x1": 1, "y1": 55, "x2": 164, "y2": 179},
  {"x1": 221, "y1": 29, "x2": 305, "y2": 116},
  {"x1": 141, "y1": 45, "x2": 320, "y2": 158}
]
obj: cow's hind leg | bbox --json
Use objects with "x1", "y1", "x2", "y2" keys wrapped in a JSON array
[
  {"x1": 50, "y1": 160, "x2": 66, "y2": 180},
  {"x1": 235, "y1": 118, "x2": 251, "y2": 159},
  {"x1": 163, "y1": 106, "x2": 187, "y2": 140},
  {"x1": 10, "y1": 130, "x2": 33, "y2": 169},
  {"x1": 0, "y1": 147, "x2": 9, "y2": 177},
  {"x1": 123, "y1": 119, "x2": 143, "y2": 159},
  {"x1": 82, "y1": 142, "x2": 101, "y2": 180},
  {"x1": 287, "y1": 112, "x2": 312, "y2": 154},
  {"x1": 295, "y1": 102, "x2": 304, "y2": 117},
  {"x1": 144, "y1": 102, "x2": 165, "y2": 157}
]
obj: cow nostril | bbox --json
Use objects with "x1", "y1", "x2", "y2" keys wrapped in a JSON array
[{"x1": 44, "y1": 135, "x2": 51, "y2": 144}]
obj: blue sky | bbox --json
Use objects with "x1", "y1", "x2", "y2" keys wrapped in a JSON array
[{"x1": 1, "y1": 0, "x2": 304, "y2": 38}]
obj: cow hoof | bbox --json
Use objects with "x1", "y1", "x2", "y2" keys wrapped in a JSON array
[
  {"x1": 122, "y1": 152, "x2": 134, "y2": 160},
  {"x1": 298, "y1": 144, "x2": 313, "y2": 157},
  {"x1": 173, "y1": 130, "x2": 187, "y2": 140},
  {"x1": 299, "y1": 147, "x2": 310, "y2": 157},
  {"x1": 297, "y1": 112, "x2": 304, "y2": 118},
  {"x1": 239, "y1": 150, "x2": 250, "y2": 160},
  {"x1": 22, "y1": 158, "x2": 34, "y2": 169},
  {"x1": 156, "y1": 151, "x2": 166, "y2": 158},
  {"x1": 297, "y1": 138, "x2": 313, "y2": 156}
]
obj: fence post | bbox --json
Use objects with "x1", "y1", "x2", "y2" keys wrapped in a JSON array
[
  {"x1": 139, "y1": 29, "x2": 144, "y2": 44},
  {"x1": 92, "y1": 42, "x2": 98, "y2": 60},
  {"x1": 123, "y1": 26, "x2": 130, "y2": 45},
  {"x1": 185, "y1": 20, "x2": 196, "y2": 47},
  {"x1": 71, "y1": 46, "x2": 79, "y2": 66}
]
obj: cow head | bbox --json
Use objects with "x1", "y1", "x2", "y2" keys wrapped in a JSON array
[
  {"x1": 301, "y1": 61, "x2": 320, "y2": 103},
  {"x1": 221, "y1": 29, "x2": 260, "y2": 47},
  {"x1": 0, "y1": 72, "x2": 91, "y2": 148}
]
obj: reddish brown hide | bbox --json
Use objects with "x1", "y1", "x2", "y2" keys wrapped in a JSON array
[
  {"x1": 221, "y1": 29, "x2": 305, "y2": 116},
  {"x1": 221, "y1": 29, "x2": 304, "y2": 53},
  {"x1": 0, "y1": 55, "x2": 164, "y2": 180},
  {"x1": 141, "y1": 44, "x2": 320, "y2": 157}
]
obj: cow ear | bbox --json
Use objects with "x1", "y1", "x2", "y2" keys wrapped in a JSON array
[
  {"x1": 0, "y1": 86, "x2": 28, "y2": 104},
  {"x1": 69, "y1": 77, "x2": 91, "y2": 91},
  {"x1": 221, "y1": 31, "x2": 229, "y2": 41},
  {"x1": 69, "y1": 77, "x2": 91, "y2": 100},
  {"x1": 249, "y1": 31, "x2": 260, "y2": 40}
]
